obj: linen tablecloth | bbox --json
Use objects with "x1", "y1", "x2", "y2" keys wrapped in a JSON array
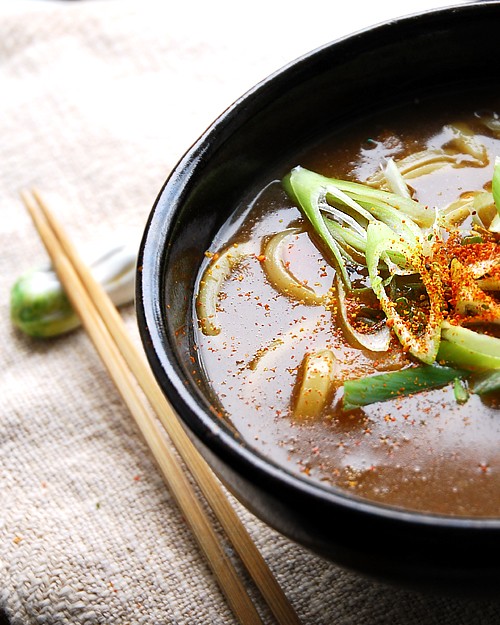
[{"x1": 2, "y1": 1, "x2": 500, "y2": 623}]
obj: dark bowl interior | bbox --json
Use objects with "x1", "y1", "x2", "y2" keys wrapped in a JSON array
[{"x1": 137, "y1": 2, "x2": 500, "y2": 595}]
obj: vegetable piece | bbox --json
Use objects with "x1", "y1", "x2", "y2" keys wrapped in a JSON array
[
  {"x1": 366, "y1": 149, "x2": 456, "y2": 187},
  {"x1": 449, "y1": 259, "x2": 500, "y2": 324},
  {"x1": 441, "y1": 321, "x2": 500, "y2": 357},
  {"x1": 196, "y1": 243, "x2": 250, "y2": 336},
  {"x1": 438, "y1": 340, "x2": 500, "y2": 371},
  {"x1": 283, "y1": 167, "x2": 434, "y2": 288},
  {"x1": 262, "y1": 228, "x2": 325, "y2": 305},
  {"x1": 453, "y1": 377, "x2": 469, "y2": 404},
  {"x1": 283, "y1": 168, "x2": 352, "y2": 288},
  {"x1": 469, "y1": 369, "x2": 500, "y2": 395},
  {"x1": 11, "y1": 243, "x2": 137, "y2": 338},
  {"x1": 441, "y1": 195, "x2": 477, "y2": 227},
  {"x1": 437, "y1": 322, "x2": 500, "y2": 371},
  {"x1": 382, "y1": 157, "x2": 412, "y2": 199},
  {"x1": 342, "y1": 364, "x2": 468, "y2": 411},
  {"x1": 324, "y1": 175, "x2": 434, "y2": 228},
  {"x1": 334, "y1": 275, "x2": 391, "y2": 352},
  {"x1": 294, "y1": 349, "x2": 338, "y2": 419},
  {"x1": 490, "y1": 213, "x2": 500, "y2": 233},
  {"x1": 472, "y1": 191, "x2": 498, "y2": 229},
  {"x1": 365, "y1": 221, "x2": 444, "y2": 363},
  {"x1": 325, "y1": 219, "x2": 367, "y2": 255},
  {"x1": 445, "y1": 122, "x2": 488, "y2": 166}
]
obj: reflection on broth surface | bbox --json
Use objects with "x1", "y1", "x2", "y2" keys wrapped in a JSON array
[{"x1": 193, "y1": 92, "x2": 500, "y2": 517}]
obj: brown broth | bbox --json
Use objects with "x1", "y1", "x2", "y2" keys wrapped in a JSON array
[{"x1": 193, "y1": 94, "x2": 500, "y2": 517}]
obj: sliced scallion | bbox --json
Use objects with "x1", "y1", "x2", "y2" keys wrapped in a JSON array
[
  {"x1": 453, "y1": 377, "x2": 470, "y2": 404},
  {"x1": 365, "y1": 221, "x2": 443, "y2": 363},
  {"x1": 342, "y1": 364, "x2": 468, "y2": 411},
  {"x1": 469, "y1": 369, "x2": 500, "y2": 395},
  {"x1": 437, "y1": 339, "x2": 500, "y2": 371},
  {"x1": 441, "y1": 322, "x2": 500, "y2": 360},
  {"x1": 283, "y1": 167, "x2": 352, "y2": 288}
]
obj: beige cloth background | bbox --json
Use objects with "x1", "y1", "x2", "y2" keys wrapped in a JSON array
[{"x1": 1, "y1": 0, "x2": 500, "y2": 623}]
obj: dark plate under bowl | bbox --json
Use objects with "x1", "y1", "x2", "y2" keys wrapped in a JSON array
[{"x1": 137, "y1": 2, "x2": 500, "y2": 595}]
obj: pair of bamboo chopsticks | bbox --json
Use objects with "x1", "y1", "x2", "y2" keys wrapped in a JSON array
[{"x1": 21, "y1": 189, "x2": 303, "y2": 625}]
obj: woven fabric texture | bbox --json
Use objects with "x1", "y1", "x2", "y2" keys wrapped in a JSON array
[{"x1": 1, "y1": 1, "x2": 499, "y2": 623}]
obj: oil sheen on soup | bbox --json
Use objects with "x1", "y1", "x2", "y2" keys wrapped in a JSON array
[{"x1": 193, "y1": 94, "x2": 500, "y2": 517}]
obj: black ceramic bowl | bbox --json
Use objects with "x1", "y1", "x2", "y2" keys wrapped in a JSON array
[{"x1": 137, "y1": 2, "x2": 500, "y2": 595}]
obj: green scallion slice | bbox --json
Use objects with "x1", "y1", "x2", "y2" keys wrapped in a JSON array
[{"x1": 342, "y1": 364, "x2": 467, "y2": 411}]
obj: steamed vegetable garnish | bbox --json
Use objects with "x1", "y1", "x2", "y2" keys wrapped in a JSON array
[
  {"x1": 11, "y1": 243, "x2": 137, "y2": 338},
  {"x1": 284, "y1": 166, "x2": 446, "y2": 364}
]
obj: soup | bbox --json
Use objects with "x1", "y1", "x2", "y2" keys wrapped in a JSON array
[{"x1": 192, "y1": 93, "x2": 500, "y2": 517}]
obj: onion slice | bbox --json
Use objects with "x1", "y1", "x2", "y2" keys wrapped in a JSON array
[
  {"x1": 196, "y1": 243, "x2": 250, "y2": 335},
  {"x1": 293, "y1": 349, "x2": 338, "y2": 419},
  {"x1": 334, "y1": 275, "x2": 391, "y2": 352},
  {"x1": 262, "y1": 228, "x2": 325, "y2": 305}
]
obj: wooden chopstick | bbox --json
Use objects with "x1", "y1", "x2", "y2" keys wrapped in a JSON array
[{"x1": 22, "y1": 189, "x2": 303, "y2": 625}]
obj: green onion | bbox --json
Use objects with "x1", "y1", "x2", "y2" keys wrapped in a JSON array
[
  {"x1": 438, "y1": 322, "x2": 500, "y2": 370},
  {"x1": 283, "y1": 167, "x2": 352, "y2": 288},
  {"x1": 365, "y1": 222, "x2": 443, "y2": 363},
  {"x1": 342, "y1": 364, "x2": 468, "y2": 411},
  {"x1": 283, "y1": 166, "x2": 432, "y2": 289},
  {"x1": 321, "y1": 174, "x2": 434, "y2": 227},
  {"x1": 325, "y1": 220, "x2": 367, "y2": 256},
  {"x1": 453, "y1": 377, "x2": 469, "y2": 404},
  {"x1": 469, "y1": 369, "x2": 500, "y2": 395},
  {"x1": 437, "y1": 339, "x2": 500, "y2": 371},
  {"x1": 283, "y1": 163, "x2": 499, "y2": 409}
]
